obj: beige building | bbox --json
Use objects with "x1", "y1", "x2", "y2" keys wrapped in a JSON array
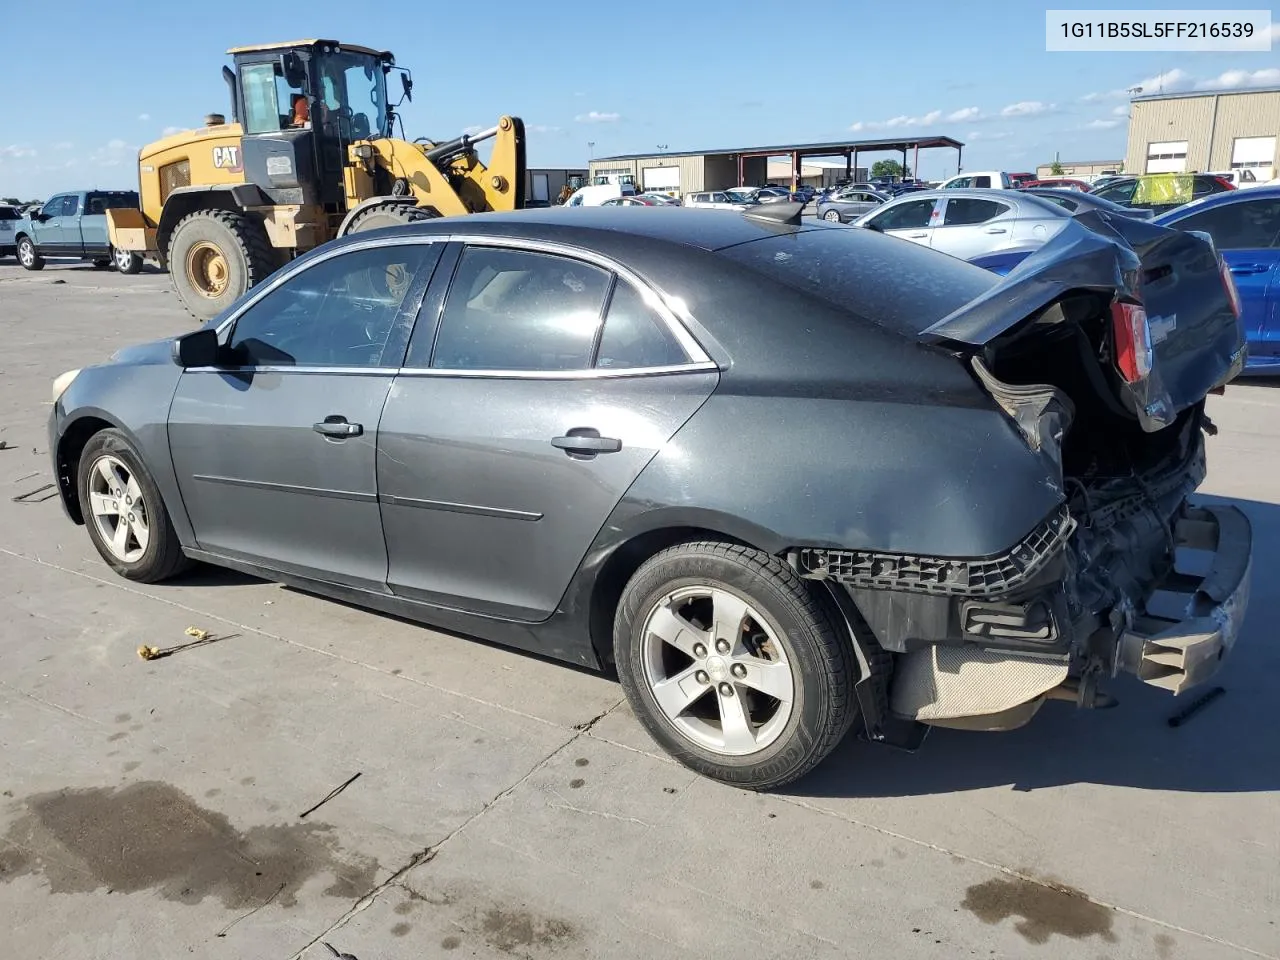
[
  {"x1": 1125, "y1": 87, "x2": 1280, "y2": 182},
  {"x1": 1034, "y1": 159, "x2": 1123, "y2": 179}
]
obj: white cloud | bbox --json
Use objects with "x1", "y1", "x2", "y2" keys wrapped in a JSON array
[
  {"x1": 1001, "y1": 100, "x2": 1053, "y2": 118},
  {"x1": 1085, "y1": 118, "x2": 1122, "y2": 129},
  {"x1": 137, "y1": 113, "x2": 151, "y2": 121},
  {"x1": 575, "y1": 111, "x2": 620, "y2": 123},
  {"x1": 947, "y1": 106, "x2": 982, "y2": 122},
  {"x1": 1081, "y1": 67, "x2": 1193, "y2": 101},
  {"x1": 850, "y1": 108, "x2": 946, "y2": 132},
  {"x1": 162, "y1": 126, "x2": 183, "y2": 136},
  {"x1": 967, "y1": 130, "x2": 1012, "y2": 141},
  {"x1": 89, "y1": 139, "x2": 138, "y2": 167},
  {"x1": 527, "y1": 124, "x2": 562, "y2": 135},
  {"x1": 1196, "y1": 67, "x2": 1280, "y2": 90},
  {"x1": 1111, "y1": 105, "x2": 1129, "y2": 117},
  {"x1": 52, "y1": 140, "x2": 73, "y2": 150},
  {"x1": 0, "y1": 144, "x2": 37, "y2": 160}
]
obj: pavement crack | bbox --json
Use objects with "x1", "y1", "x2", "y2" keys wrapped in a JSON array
[{"x1": 0, "y1": 677, "x2": 104, "y2": 725}]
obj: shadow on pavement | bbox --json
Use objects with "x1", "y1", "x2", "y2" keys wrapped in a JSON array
[{"x1": 792, "y1": 493, "x2": 1280, "y2": 799}]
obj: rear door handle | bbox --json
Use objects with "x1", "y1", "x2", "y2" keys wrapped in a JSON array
[
  {"x1": 907, "y1": 231, "x2": 928, "y2": 238},
  {"x1": 984, "y1": 226, "x2": 1008, "y2": 234},
  {"x1": 552, "y1": 428, "x2": 622, "y2": 458},
  {"x1": 313, "y1": 416, "x2": 363, "y2": 438},
  {"x1": 1229, "y1": 263, "x2": 1269, "y2": 275}
]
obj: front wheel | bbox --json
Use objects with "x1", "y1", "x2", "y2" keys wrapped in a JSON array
[
  {"x1": 16, "y1": 236, "x2": 43, "y2": 270},
  {"x1": 113, "y1": 246, "x2": 143, "y2": 274},
  {"x1": 77, "y1": 429, "x2": 192, "y2": 583},
  {"x1": 614, "y1": 541, "x2": 858, "y2": 790},
  {"x1": 822, "y1": 209, "x2": 842, "y2": 222}
]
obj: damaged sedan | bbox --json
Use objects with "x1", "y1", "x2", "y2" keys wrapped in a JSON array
[{"x1": 48, "y1": 203, "x2": 1251, "y2": 789}]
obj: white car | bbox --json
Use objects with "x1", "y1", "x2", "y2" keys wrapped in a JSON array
[
  {"x1": 683, "y1": 191, "x2": 753, "y2": 210},
  {"x1": 564, "y1": 183, "x2": 638, "y2": 207},
  {"x1": 936, "y1": 171, "x2": 1017, "y2": 190},
  {"x1": 1207, "y1": 169, "x2": 1263, "y2": 189},
  {"x1": 0, "y1": 205, "x2": 20, "y2": 257}
]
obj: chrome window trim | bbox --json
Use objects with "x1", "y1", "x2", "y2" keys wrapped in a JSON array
[
  {"x1": 182, "y1": 365, "x2": 401, "y2": 376},
  {"x1": 182, "y1": 361, "x2": 720, "y2": 380},
  {"x1": 210, "y1": 230, "x2": 715, "y2": 373}
]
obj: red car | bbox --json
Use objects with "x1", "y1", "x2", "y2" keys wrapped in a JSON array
[{"x1": 1021, "y1": 178, "x2": 1092, "y2": 192}]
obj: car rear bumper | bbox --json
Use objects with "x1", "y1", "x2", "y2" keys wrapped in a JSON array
[{"x1": 1115, "y1": 504, "x2": 1252, "y2": 694}]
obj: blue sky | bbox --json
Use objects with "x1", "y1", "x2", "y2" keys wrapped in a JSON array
[{"x1": 1, "y1": 0, "x2": 1277, "y2": 199}]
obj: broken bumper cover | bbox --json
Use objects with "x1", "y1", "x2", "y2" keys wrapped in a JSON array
[{"x1": 1117, "y1": 504, "x2": 1252, "y2": 695}]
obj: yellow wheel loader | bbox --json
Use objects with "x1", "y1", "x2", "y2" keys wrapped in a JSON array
[{"x1": 107, "y1": 39, "x2": 526, "y2": 320}]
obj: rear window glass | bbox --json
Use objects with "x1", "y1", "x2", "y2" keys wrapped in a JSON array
[
  {"x1": 87, "y1": 192, "x2": 139, "y2": 213},
  {"x1": 718, "y1": 228, "x2": 997, "y2": 337},
  {"x1": 0, "y1": 207, "x2": 19, "y2": 220}
]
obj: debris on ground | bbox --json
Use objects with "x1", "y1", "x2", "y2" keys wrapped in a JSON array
[
  {"x1": 299, "y1": 772, "x2": 363, "y2": 818},
  {"x1": 136, "y1": 628, "x2": 239, "y2": 661},
  {"x1": 1167, "y1": 686, "x2": 1226, "y2": 728}
]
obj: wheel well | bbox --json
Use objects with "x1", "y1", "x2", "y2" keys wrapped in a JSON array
[
  {"x1": 157, "y1": 191, "x2": 244, "y2": 257},
  {"x1": 55, "y1": 417, "x2": 113, "y2": 524},
  {"x1": 588, "y1": 526, "x2": 751, "y2": 670}
]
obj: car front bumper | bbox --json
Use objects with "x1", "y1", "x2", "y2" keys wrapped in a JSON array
[{"x1": 1115, "y1": 503, "x2": 1252, "y2": 695}]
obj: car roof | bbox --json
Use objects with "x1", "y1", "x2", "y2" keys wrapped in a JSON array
[
  {"x1": 1154, "y1": 184, "x2": 1280, "y2": 222},
  {"x1": 323, "y1": 205, "x2": 817, "y2": 254}
]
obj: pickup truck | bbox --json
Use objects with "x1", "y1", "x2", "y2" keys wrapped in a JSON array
[{"x1": 15, "y1": 190, "x2": 144, "y2": 273}]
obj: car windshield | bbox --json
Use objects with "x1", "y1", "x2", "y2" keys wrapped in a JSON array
[{"x1": 719, "y1": 228, "x2": 996, "y2": 338}]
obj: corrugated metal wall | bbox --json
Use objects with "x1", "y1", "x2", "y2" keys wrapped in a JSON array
[
  {"x1": 588, "y1": 156, "x2": 706, "y2": 193},
  {"x1": 1126, "y1": 91, "x2": 1280, "y2": 174}
]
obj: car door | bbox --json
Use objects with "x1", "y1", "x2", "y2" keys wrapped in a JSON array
[
  {"x1": 861, "y1": 196, "x2": 941, "y2": 247},
  {"x1": 81, "y1": 194, "x2": 111, "y2": 255},
  {"x1": 377, "y1": 241, "x2": 719, "y2": 622},
  {"x1": 167, "y1": 239, "x2": 443, "y2": 589},
  {"x1": 33, "y1": 195, "x2": 70, "y2": 251},
  {"x1": 1171, "y1": 197, "x2": 1280, "y2": 359},
  {"x1": 931, "y1": 196, "x2": 1015, "y2": 259}
]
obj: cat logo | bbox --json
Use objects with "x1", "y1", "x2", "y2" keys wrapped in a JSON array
[{"x1": 212, "y1": 145, "x2": 242, "y2": 173}]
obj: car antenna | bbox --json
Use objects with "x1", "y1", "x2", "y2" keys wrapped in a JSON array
[{"x1": 742, "y1": 202, "x2": 804, "y2": 226}]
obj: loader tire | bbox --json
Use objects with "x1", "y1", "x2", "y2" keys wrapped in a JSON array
[
  {"x1": 344, "y1": 201, "x2": 440, "y2": 236},
  {"x1": 167, "y1": 209, "x2": 276, "y2": 323}
]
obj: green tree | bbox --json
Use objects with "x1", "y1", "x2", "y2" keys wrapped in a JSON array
[
  {"x1": 870, "y1": 159, "x2": 911, "y2": 179},
  {"x1": 1050, "y1": 159, "x2": 1065, "y2": 176}
]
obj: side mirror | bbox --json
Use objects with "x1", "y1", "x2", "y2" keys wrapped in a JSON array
[
  {"x1": 400, "y1": 72, "x2": 413, "y2": 103},
  {"x1": 171, "y1": 328, "x2": 221, "y2": 368}
]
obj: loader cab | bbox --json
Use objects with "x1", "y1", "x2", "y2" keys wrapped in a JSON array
[{"x1": 228, "y1": 40, "x2": 396, "y2": 214}]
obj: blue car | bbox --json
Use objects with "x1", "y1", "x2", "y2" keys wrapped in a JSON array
[{"x1": 1153, "y1": 186, "x2": 1280, "y2": 375}]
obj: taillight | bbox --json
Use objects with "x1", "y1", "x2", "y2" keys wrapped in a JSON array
[
  {"x1": 1111, "y1": 301, "x2": 1153, "y2": 383},
  {"x1": 1219, "y1": 258, "x2": 1242, "y2": 318}
]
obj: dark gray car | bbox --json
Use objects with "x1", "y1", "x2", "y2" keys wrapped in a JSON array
[{"x1": 49, "y1": 205, "x2": 1251, "y2": 789}]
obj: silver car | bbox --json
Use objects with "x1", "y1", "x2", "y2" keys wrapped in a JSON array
[
  {"x1": 683, "y1": 191, "x2": 754, "y2": 211},
  {"x1": 816, "y1": 189, "x2": 890, "y2": 224},
  {"x1": 850, "y1": 189, "x2": 1071, "y2": 260}
]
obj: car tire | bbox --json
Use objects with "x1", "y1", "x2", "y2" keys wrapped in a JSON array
[
  {"x1": 16, "y1": 236, "x2": 43, "y2": 271},
  {"x1": 113, "y1": 246, "x2": 143, "y2": 275},
  {"x1": 822, "y1": 209, "x2": 842, "y2": 222},
  {"x1": 614, "y1": 541, "x2": 858, "y2": 790},
  {"x1": 77, "y1": 428, "x2": 192, "y2": 583}
]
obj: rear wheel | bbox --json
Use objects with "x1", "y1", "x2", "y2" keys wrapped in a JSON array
[
  {"x1": 614, "y1": 541, "x2": 858, "y2": 790},
  {"x1": 17, "y1": 236, "x2": 43, "y2": 270},
  {"x1": 822, "y1": 209, "x2": 842, "y2": 222},
  {"x1": 77, "y1": 429, "x2": 192, "y2": 583},
  {"x1": 113, "y1": 246, "x2": 143, "y2": 274},
  {"x1": 167, "y1": 209, "x2": 275, "y2": 322},
  {"x1": 344, "y1": 201, "x2": 440, "y2": 235}
]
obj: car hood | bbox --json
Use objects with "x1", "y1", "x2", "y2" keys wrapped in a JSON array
[{"x1": 109, "y1": 337, "x2": 175, "y2": 366}]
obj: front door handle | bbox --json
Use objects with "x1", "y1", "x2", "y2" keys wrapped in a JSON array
[
  {"x1": 1229, "y1": 263, "x2": 1269, "y2": 275},
  {"x1": 313, "y1": 416, "x2": 363, "y2": 438},
  {"x1": 984, "y1": 226, "x2": 1008, "y2": 234},
  {"x1": 552, "y1": 428, "x2": 622, "y2": 458},
  {"x1": 907, "y1": 231, "x2": 928, "y2": 238}
]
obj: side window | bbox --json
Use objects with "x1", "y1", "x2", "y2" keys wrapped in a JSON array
[
  {"x1": 1177, "y1": 200, "x2": 1280, "y2": 249},
  {"x1": 568, "y1": 192, "x2": 585, "y2": 207},
  {"x1": 242, "y1": 62, "x2": 285, "y2": 135},
  {"x1": 41, "y1": 196, "x2": 66, "y2": 218},
  {"x1": 595, "y1": 282, "x2": 689, "y2": 370},
  {"x1": 227, "y1": 245, "x2": 433, "y2": 367},
  {"x1": 972, "y1": 175, "x2": 992, "y2": 188},
  {"x1": 86, "y1": 195, "x2": 106, "y2": 215},
  {"x1": 943, "y1": 198, "x2": 1008, "y2": 226},
  {"x1": 868, "y1": 198, "x2": 937, "y2": 230},
  {"x1": 945, "y1": 177, "x2": 970, "y2": 189},
  {"x1": 430, "y1": 247, "x2": 610, "y2": 371},
  {"x1": 62, "y1": 195, "x2": 80, "y2": 216},
  {"x1": 1094, "y1": 179, "x2": 1137, "y2": 203}
]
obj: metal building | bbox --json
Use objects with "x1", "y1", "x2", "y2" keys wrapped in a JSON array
[
  {"x1": 524, "y1": 168, "x2": 588, "y2": 207},
  {"x1": 1125, "y1": 87, "x2": 1280, "y2": 182},
  {"x1": 1034, "y1": 159, "x2": 1123, "y2": 179},
  {"x1": 588, "y1": 136, "x2": 964, "y2": 195}
]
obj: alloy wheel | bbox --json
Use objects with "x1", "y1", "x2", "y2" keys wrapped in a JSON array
[
  {"x1": 88, "y1": 454, "x2": 150, "y2": 563},
  {"x1": 640, "y1": 585, "x2": 795, "y2": 756}
]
